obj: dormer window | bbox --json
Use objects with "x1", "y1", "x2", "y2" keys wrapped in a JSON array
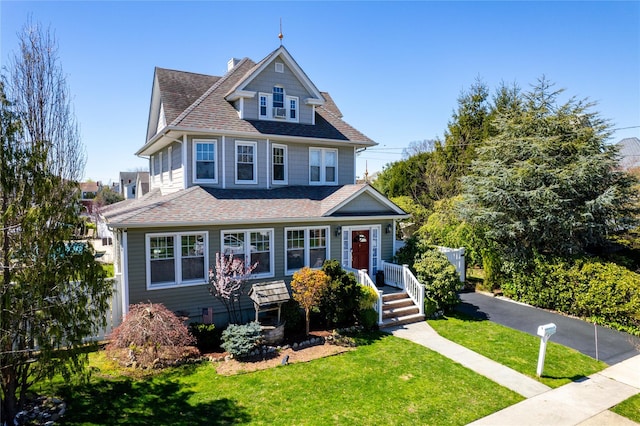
[{"x1": 258, "y1": 88, "x2": 298, "y2": 122}]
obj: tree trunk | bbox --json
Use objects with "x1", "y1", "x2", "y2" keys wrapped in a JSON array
[
  {"x1": 2, "y1": 367, "x2": 19, "y2": 425},
  {"x1": 305, "y1": 308, "x2": 310, "y2": 336}
]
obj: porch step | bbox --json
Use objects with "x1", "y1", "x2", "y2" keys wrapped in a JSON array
[
  {"x1": 383, "y1": 304, "x2": 419, "y2": 319},
  {"x1": 381, "y1": 291, "x2": 410, "y2": 302},
  {"x1": 379, "y1": 291, "x2": 424, "y2": 328},
  {"x1": 379, "y1": 313, "x2": 426, "y2": 329}
]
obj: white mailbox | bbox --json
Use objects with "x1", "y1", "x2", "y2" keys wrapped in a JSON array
[
  {"x1": 536, "y1": 322, "x2": 557, "y2": 377},
  {"x1": 537, "y1": 323, "x2": 556, "y2": 339}
]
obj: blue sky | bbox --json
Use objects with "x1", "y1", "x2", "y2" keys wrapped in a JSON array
[{"x1": 2, "y1": 1, "x2": 639, "y2": 184}]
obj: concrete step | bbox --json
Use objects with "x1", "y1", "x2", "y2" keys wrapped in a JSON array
[
  {"x1": 383, "y1": 304, "x2": 420, "y2": 319},
  {"x1": 382, "y1": 292, "x2": 409, "y2": 302},
  {"x1": 379, "y1": 313, "x2": 425, "y2": 329}
]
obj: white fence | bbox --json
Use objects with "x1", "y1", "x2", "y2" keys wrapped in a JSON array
[
  {"x1": 436, "y1": 246, "x2": 465, "y2": 282},
  {"x1": 91, "y1": 276, "x2": 123, "y2": 341}
]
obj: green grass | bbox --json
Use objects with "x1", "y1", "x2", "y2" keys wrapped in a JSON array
[
  {"x1": 101, "y1": 263, "x2": 114, "y2": 278},
  {"x1": 428, "y1": 313, "x2": 607, "y2": 388},
  {"x1": 44, "y1": 333, "x2": 522, "y2": 425},
  {"x1": 612, "y1": 393, "x2": 640, "y2": 422}
]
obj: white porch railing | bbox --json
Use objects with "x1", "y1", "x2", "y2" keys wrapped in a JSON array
[
  {"x1": 402, "y1": 265, "x2": 425, "y2": 316},
  {"x1": 344, "y1": 266, "x2": 383, "y2": 325},
  {"x1": 381, "y1": 261, "x2": 424, "y2": 316}
]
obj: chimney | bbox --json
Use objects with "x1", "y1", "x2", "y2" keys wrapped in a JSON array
[{"x1": 227, "y1": 58, "x2": 240, "y2": 71}]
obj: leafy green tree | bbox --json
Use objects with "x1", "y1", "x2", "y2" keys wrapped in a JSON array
[
  {"x1": 94, "y1": 185, "x2": 124, "y2": 207},
  {"x1": 1, "y1": 22, "x2": 113, "y2": 423},
  {"x1": 461, "y1": 77, "x2": 639, "y2": 265},
  {"x1": 414, "y1": 249, "x2": 461, "y2": 311},
  {"x1": 291, "y1": 267, "x2": 330, "y2": 335}
]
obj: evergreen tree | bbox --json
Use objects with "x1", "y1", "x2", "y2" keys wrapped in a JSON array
[
  {"x1": 1, "y1": 22, "x2": 113, "y2": 423},
  {"x1": 460, "y1": 77, "x2": 638, "y2": 265}
]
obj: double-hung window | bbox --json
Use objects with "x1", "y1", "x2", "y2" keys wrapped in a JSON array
[
  {"x1": 285, "y1": 227, "x2": 329, "y2": 274},
  {"x1": 259, "y1": 95, "x2": 268, "y2": 118},
  {"x1": 193, "y1": 139, "x2": 217, "y2": 183},
  {"x1": 309, "y1": 148, "x2": 338, "y2": 185},
  {"x1": 272, "y1": 144, "x2": 287, "y2": 184},
  {"x1": 235, "y1": 141, "x2": 257, "y2": 184},
  {"x1": 222, "y1": 229, "x2": 274, "y2": 277},
  {"x1": 147, "y1": 232, "x2": 208, "y2": 289}
]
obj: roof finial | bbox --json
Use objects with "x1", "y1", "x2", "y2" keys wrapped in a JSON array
[
  {"x1": 278, "y1": 18, "x2": 283, "y2": 45},
  {"x1": 364, "y1": 161, "x2": 369, "y2": 183}
]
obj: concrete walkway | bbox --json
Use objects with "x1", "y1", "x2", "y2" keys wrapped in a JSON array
[{"x1": 387, "y1": 321, "x2": 640, "y2": 425}]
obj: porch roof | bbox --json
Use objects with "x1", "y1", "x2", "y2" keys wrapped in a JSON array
[{"x1": 102, "y1": 184, "x2": 407, "y2": 228}]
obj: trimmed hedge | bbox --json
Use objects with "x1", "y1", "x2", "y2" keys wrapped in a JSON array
[
  {"x1": 414, "y1": 249, "x2": 461, "y2": 311},
  {"x1": 503, "y1": 255, "x2": 640, "y2": 335}
]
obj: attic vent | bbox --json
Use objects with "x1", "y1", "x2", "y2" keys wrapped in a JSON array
[
  {"x1": 275, "y1": 62, "x2": 284, "y2": 73},
  {"x1": 227, "y1": 58, "x2": 240, "y2": 71}
]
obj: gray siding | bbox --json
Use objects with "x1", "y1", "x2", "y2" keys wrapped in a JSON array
[
  {"x1": 335, "y1": 192, "x2": 394, "y2": 214},
  {"x1": 148, "y1": 142, "x2": 184, "y2": 194},
  {"x1": 244, "y1": 58, "x2": 314, "y2": 125},
  {"x1": 125, "y1": 217, "x2": 393, "y2": 326}
]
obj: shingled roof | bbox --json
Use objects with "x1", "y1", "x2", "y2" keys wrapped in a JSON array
[
  {"x1": 102, "y1": 184, "x2": 405, "y2": 228},
  {"x1": 145, "y1": 48, "x2": 374, "y2": 150}
]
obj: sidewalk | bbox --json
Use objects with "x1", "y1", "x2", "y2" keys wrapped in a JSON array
[{"x1": 387, "y1": 321, "x2": 640, "y2": 425}]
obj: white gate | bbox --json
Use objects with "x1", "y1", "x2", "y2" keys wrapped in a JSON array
[{"x1": 436, "y1": 246, "x2": 465, "y2": 282}]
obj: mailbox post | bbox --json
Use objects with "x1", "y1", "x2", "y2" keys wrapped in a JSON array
[{"x1": 536, "y1": 323, "x2": 556, "y2": 377}]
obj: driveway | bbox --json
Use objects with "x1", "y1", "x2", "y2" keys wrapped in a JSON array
[{"x1": 456, "y1": 291, "x2": 640, "y2": 365}]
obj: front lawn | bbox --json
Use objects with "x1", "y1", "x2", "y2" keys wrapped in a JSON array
[
  {"x1": 47, "y1": 333, "x2": 522, "y2": 425},
  {"x1": 428, "y1": 313, "x2": 607, "y2": 388},
  {"x1": 612, "y1": 393, "x2": 640, "y2": 423}
]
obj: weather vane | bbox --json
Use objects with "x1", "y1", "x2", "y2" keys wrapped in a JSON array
[{"x1": 279, "y1": 18, "x2": 283, "y2": 45}]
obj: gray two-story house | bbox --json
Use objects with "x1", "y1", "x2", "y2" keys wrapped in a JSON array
[{"x1": 103, "y1": 46, "x2": 420, "y2": 327}]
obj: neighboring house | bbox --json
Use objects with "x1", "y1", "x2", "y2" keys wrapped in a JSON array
[
  {"x1": 119, "y1": 171, "x2": 150, "y2": 199},
  {"x1": 616, "y1": 137, "x2": 640, "y2": 170},
  {"x1": 119, "y1": 172, "x2": 137, "y2": 199},
  {"x1": 103, "y1": 45, "x2": 410, "y2": 327},
  {"x1": 79, "y1": 181, "x2": 100, "y2": 215}
]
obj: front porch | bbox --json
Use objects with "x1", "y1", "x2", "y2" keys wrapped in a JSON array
[{"x1": 346, "y1": 261, "x2": 425, "y2": 328}]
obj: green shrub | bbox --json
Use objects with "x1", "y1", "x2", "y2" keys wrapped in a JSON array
[
  {"x1": 503, "y1": 255, "x2": 640, "y2": 335},
  {"x1": 393, "y1": 235, "x2": 421, "y2": 271},
  {"x1": 189, "y1": 323, "x2": 221, "y2": 353},
  {"x1": 221, "y1": 322, "x2": 262, "y2": 358},
  {"x1": 424, "y1": 297, "x2": 439, "y2": 318},
  {"x1": 320, "y1": 260, "x2": 361, "y2": 328},
  {"x1": 359, "y1": 285, "x2": 379, "y2": 310},
  {"x1": 414, "y1": 249, "x2": 460, "y2": 311},
  {"x1": 358, "y1": 308, "x2": 379, "y2": 330},
  {"x1": 281, "y1": 298, "x2": 304, "y2": 334}
]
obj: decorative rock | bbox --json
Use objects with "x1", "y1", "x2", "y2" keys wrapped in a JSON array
[{"x1": 293, "y1": 342, "x2": 298, "y2": 349}]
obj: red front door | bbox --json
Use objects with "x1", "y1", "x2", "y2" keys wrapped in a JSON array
[{"x1": 351, "y1": 230, "x2": 370, "y2": 272}]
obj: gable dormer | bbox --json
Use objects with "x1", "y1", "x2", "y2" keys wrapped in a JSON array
[{"x1": 225, "y1": 46, "x2": 325, "y2": 125}]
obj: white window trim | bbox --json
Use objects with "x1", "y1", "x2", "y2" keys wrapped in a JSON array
[
  {"x1": 340, "y1": 225, "x2": 381, "y2": 276},
  {"x1": 150, "y1": 154, "x2": 155, "y2": 185},
  {"x1": 168, "y1": 146, "x2": 173, "y2": 182},
  {"x1": 258, "y1": 91, "x2": 299, "y2": 123},
  {"x1": 235, "y1": 140, "x2": 258, "y2": 185},
  {"x1": 220, "y1": 229, "x2": 275, "y2": 279},
  {"x1": 145, "y1": 231, "x2": 209, "y2": 290},
  {"x1": 284, "y1": 226, "x2": 330, "y2": 275},
  {"x1": 192, "y1": 139, "x2": 218, "y2": 184},
  {"x1": 286, "y1": 95, "x2": 299, "y2": 123},
  {"x1": 309, "y1": 147, "x2": 339, "y2": 185},
  {"x1": 275, "y1": 62, "x2": 284, "y2": 73},
  {"x1": 271, "y1": 143, "x2": 288, "y2": 185}
]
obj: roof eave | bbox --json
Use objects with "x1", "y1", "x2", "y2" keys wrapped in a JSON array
[
  {"x1": 106, "y1": 213, "x2": 408, "y2": 229},
  {"x1": 137, "y1": 125, "x2": 376, "y2": 156}
]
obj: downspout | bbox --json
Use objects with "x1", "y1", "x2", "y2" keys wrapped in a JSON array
[{"x1": 121, "y1": 229, "x2": 129, "y2": 318}]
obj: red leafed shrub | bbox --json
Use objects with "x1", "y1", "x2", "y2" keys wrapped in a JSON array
[{"x1": 106, "y1": 303, "x2": 199, "y2": 369}]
